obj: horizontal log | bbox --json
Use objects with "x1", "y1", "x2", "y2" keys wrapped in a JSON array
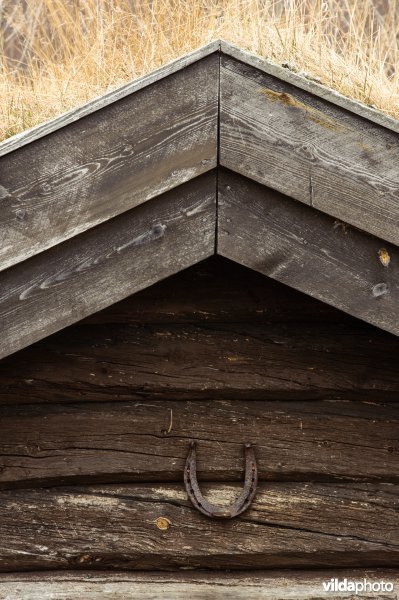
[
  {"x1": 220, "y1": 55, "x2": 399, "y2": 245},
  {"x1": 0, "y1": 399, "x2": 397, "y2": 489},
  {"x1": 81, "y1": 256, "x2": 352, "y2": 325},
  {"x1": 1, "y1": 319, "x2": 399, "y2": 404},
  {"x1": 0, "y1": 173, "x2": 216, "y2": 360},
  {"x1": 218, "y1": 169, "x2": 399, "y2": 337},
  {"x1": 0, "y1": 482, "x2": 397, "y2": 571},
  {"x1": 1, "y1": 569, "x2": 398, "y2": 599},
  {"x1": 0, "y1": 54, "x2": 218, "y2": 272}
]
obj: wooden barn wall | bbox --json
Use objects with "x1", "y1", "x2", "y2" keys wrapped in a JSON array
[
  {"x1": 0, "y1": 257, "x2": 398, "y2": 574},
  {"x1": 1, "y1": 41, "x2": 399, "y2": 594},
  {"x1": 0, "y1": 257, "x2": 399, "y2": 576}
]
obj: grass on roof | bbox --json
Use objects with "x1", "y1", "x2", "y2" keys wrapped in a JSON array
[{"x1": 1, "y1": 0, "x2": 398, "y2": 141}]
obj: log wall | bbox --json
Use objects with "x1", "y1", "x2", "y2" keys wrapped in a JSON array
[{"x1": 0, "y1": 257, "x2": 398, "y2": 577}]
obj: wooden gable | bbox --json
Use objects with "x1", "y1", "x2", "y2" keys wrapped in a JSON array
[{"x1": 1, "y1": 41, "x2": 399, "y2": 360}]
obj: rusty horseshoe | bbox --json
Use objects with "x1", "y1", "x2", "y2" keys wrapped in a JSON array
[{"x1": 184, "y1": 441, "x2": 258, "y2": 519}]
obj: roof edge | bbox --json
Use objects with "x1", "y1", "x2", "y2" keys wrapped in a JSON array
[
  {"x1": 0, "y1": 40, "x2": 222, "y2": 158},
  {"x1": 220, "y1": 40, "x2": 399, "y2": 134},
  {"x1": 2, "y1": 39, "x2": 399, "y2": 158}
]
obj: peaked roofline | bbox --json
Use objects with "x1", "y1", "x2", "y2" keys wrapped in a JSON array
[
  {"x1": 1, "y1": 43, "x2": 399, "y2": 358},
  {"x1": 1, "y1": 40, "x2": 398, "y2": 158}
]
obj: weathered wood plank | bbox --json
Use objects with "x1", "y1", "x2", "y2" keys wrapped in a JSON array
[
  {"x1": 0, "y1": 172, "x2": 216, "y2": 360},
  {"x1": 220, "y1": 41, "x2": 399, "y2": 134},
  {"x1": 0, "y1": 399, "x2": 397, "y2": 489},
  {"x1": 1, "y1": 319, "x2": 399, "y2": 404},
  {"x1": 81, "y1": 256, "x2": 352, "y2": 325},
  {"x1": 1, "y1": 570, "x2": 398, "y2": 599},
  {"x1": 0, "y1": 42, "x2": 221, "y2": 157},
  {"x1": 220, "y1": 55, "x2": 399, "y2": 245},
  {"x1": 218, "y1": 169, "x2": 399, "y2": 337},
  {"x1": 0, "y1": 482, "x2": 397, "y2": 570},
  {"x1": 0, "y1": 54, "x2": 218, "y2": 272}
]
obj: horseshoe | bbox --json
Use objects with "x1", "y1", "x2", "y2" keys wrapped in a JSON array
[{"x1": 184, "y1": 441, "x2": 258, "y2": 519}]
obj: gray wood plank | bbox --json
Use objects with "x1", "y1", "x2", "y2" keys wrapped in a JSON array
[
  {"x1": 220, "y1": 41, "x2": 399, "y2": 134},
  {"x1": 218, "y1": 169, "x2": 399, "y2": 337},
  {"x1": 0, "y1": 54, "x2": 218, "y2": 272},
  {"x1": 0, "y1": 482, "x2": 397, "y2": 570},
  {"x1": 0, "y1": 399, "x2": 397, "y2": 489},
  {"x1": 220, "y1": 55, "x2": 399, "y2": 245},
  {"x1": 0, "y1": 172, "x2": 216, "y2": 360},
  {"x1": 0, "y1": 42, "x2": 221, "y2": 157},
  {"x1": 1, "y1": 570, "x2": 398, "y2": 599}
]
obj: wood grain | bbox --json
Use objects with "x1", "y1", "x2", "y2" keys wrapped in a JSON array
[
  {"x1": 220, "y1": 55, "x2": 399, "y2": 245},
  {"x1": 220, "y1": 41, "x2": 399, "y2": 134},
  {"x1": 0, "y1": 172, "x2": 216, "y2": 360},
  {"x1": 0, "y1": 399, "x2": 397, "y2": 489},
  {"x1": 1, "y1": 570, "x2": 398, "y2": 599},
  {"x1": 0, "y1": 42, "x2": 221, "y2": 156},
  {"x1": 0, "y1": 55, "x2": 218, "y2": 272},
  {"x1": 0, "y1": 482, "x2": 397, "y2": 571},
  {"x1": 218, "y1": 169, "x2": 399, "y2": 337},
  {"x1": 2, "y1": 318, "x2": 399, "y2": 404}
]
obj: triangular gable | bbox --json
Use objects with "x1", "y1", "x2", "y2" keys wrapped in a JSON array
[{"x1": 1, "y1": 42, "x2": 398, "y2": 358}]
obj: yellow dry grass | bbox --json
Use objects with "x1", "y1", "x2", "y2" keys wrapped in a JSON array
[{"x1": 1, "y1": 0, "x2": 398, "y2": 141}]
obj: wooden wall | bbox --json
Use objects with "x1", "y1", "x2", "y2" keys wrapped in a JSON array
[{"x1": 0, "y1": 256, "x2": 398, "y2": 578}]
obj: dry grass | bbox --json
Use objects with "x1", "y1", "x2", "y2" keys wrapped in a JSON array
[{"x1": 1, "y1": 0, "x2": 398, "y2": 141}]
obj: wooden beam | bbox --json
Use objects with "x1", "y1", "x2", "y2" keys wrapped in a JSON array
[
  {"x1": 0, "y1": 482, "x2": 397, "y2": 570},
  {"x1": 0, "y1": 54, "x2": 218, "y2": 272},
  {"x1": 0, "y1": 42, "x2": 221, "y2": 156},
  {"x1": 1, "y1": 570, "x2": 398, "y2": 599},
  {"x1": 2, "y1": 319, "x2": 399, "y2": 404},
  {"x1": 218, "y1": 169, "x2": 399, "y2": 337},
  {"x1": 0, "y1": 399, "x2": 397, "y2": 489},
  {"x1": 219, "y1": 54, "x2": 399, "y2": 245},
  {"x1": 0, "y1": 172, "x2": 216, "y2": 360}
]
